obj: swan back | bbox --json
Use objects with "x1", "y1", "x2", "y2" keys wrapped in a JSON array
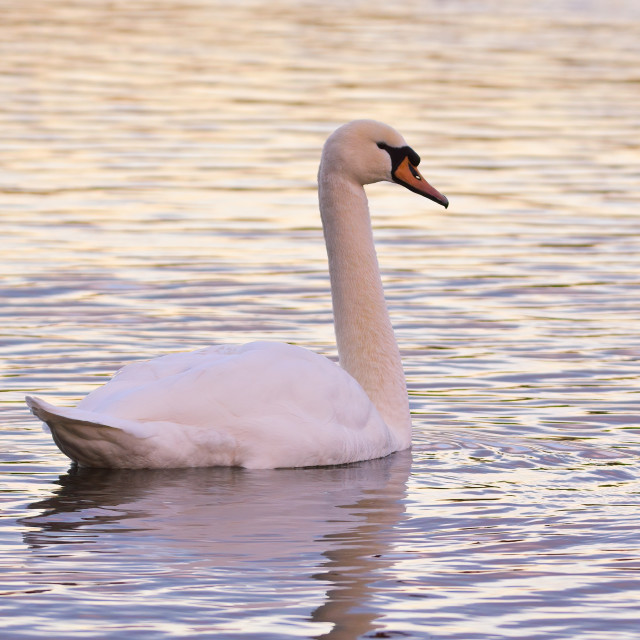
[{"x1": 27, "y1": 342, "x2": 400, "y2": 469}]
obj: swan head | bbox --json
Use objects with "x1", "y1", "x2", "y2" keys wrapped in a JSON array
[{"x1": 320, "y1": 119, "x2": 449, "y2": 208}]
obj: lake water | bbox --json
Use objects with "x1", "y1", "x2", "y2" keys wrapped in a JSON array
[{"x1": 1, "y1": 1, "x2": 639, "y2": 638}]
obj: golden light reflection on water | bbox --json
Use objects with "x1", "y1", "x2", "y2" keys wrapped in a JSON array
[{"x1": 1, "y1": 1, "x2": 639, "y2": 638}]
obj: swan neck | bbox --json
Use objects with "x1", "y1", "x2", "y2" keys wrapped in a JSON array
[{"x1": 318, "y1": 170, "x2": 411, "y2": 446}]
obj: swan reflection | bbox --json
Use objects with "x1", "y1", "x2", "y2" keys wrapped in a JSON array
[{"x1": 23, "y1": 451, "x2": 411, "y2": 638}]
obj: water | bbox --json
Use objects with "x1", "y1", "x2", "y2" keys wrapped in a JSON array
[{"x1": 1, "y1": 0, "x2": 639, "y2": 637}]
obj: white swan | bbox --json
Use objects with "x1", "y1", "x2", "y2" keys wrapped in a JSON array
[{"x1": 26, "y1": 120, "x2": 449, "y2": 469}]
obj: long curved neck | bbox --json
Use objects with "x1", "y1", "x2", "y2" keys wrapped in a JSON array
[{"x1": 318, "y1": 170, "x2": 411, "y2": 447}]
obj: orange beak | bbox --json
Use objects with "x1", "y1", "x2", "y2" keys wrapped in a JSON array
[{"x1": 393, "y1": 156, "x2": 449, "y2": 208}]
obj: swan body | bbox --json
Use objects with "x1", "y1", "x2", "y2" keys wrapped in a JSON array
[{"x1": 26, "y1": 120, "x2": 448, "y2": 469}]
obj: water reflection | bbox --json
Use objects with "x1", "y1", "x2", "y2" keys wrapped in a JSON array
[{"x1": 22, "y1": 451, "x2": 412, "y2": 638}]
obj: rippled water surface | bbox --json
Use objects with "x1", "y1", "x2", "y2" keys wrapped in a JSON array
[{"x1": 1, "y1": 1, "x2": 639, "y2": 638}]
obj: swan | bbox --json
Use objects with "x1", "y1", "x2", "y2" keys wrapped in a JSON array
[{"x1": 26, "y1": 119, "x2": 449, "y2": 469}]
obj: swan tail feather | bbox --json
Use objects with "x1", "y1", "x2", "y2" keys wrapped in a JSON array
[{"x1": 25, "y1": 395, "x2": 152, "y2": 468}]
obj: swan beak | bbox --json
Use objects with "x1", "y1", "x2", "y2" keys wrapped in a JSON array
[{"x1": 393, "y1": 157, "x2": 449, "y2": 209}]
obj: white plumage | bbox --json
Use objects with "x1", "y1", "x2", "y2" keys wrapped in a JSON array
[{"x1": 26, "y1": 120, "x2": 448, "y2": 469}]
